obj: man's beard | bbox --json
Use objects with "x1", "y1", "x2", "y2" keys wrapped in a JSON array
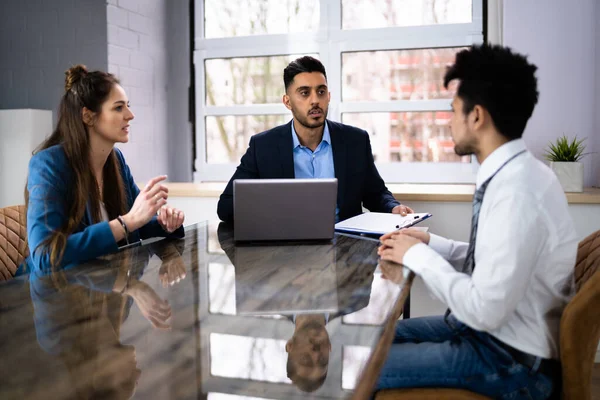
[
  {"x1": 454, "y1": 143, "x2": 476, "y2": 156},
  {"x1": 453, "y1": 136, "x2": 477, "y2": 156},
  {"x1": 293, "y1": 107, "x2": 328, "y2": 129}
]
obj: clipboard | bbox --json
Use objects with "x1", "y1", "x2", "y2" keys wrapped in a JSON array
[{"x1": 334, "y1": 212, "x2": 432, "y2": 236}]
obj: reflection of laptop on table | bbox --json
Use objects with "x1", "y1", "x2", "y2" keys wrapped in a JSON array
[
  {"x1": 233, "y1": 178, "x2": 337, "y2": 242},
  {"x1": 234, "y1": 244, "x2": 338, "y2": 316}
]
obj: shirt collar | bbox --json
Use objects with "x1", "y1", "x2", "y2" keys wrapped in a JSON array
[
  {"x1": 476, "y1": 138, "x2": 527, "y2": 188},
  {"x1": 291, "y1": 120, "x2": 331, "y2": 149}
]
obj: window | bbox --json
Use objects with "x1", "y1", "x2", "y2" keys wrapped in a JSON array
[{"x1": 194, "y1": 0, "x2": 483, "y2": 183}]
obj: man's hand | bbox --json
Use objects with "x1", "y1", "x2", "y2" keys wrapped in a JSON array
[
  {"x1": 378, "y1": 232, "x2": 422, "y2": 265},
  {"x1": 379, "y1": 260, "x2": 406, "y2": 284},
  {"x1": 380, "y1": 227, "x2": 430, "y2": 245},
  {"x1": 392, "y1": 205, "x2": 415, "y2": 216}
]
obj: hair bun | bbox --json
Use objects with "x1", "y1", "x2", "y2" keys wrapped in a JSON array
[{"x1": 65, "y1": 64, "x2": 88, "y2": 92}]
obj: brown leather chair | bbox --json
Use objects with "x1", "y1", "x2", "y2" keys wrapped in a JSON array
[
  {"x1": 0, "y1": 205, "x2": 29, "y2": 281},
  {"x1": 376, "y1": 229, "x2": 600, "y2": 400},
  {"x1": 560, "y1": 229, "x2": 600, "y2": 400}
]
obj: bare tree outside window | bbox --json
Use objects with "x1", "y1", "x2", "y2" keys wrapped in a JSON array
[
  {"x1": 203, "y1": 1, "x2": 318, "y2": 164},
  {"x1": 341, "y1": 0, "x2": 471, "y2": 163},
  {"x1": 204, "y1": 0, "x2": 319, "y2": 38},
  {"x1": 342, "y1": 0, "x2": 472, "y2": 29},
  {"x1": 196, "y1": 0, "x2": 483, "y2": 182}
]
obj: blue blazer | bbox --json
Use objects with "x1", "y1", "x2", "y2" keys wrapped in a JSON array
[
  {"x1": 24, "y1": 145, "x2": 184, "y2": 274},
  {"x1": 217, "y1": 120, "x2": 400, "y2": 223}
]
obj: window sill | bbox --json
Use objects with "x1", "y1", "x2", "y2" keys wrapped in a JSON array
[{"x1": 156, "y1": 183, "x2": 600, "y2": 204}]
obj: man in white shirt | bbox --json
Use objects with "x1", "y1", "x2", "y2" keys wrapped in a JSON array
[{"x1": 375, "y1": 44, "x2": 578, "y2": 399}]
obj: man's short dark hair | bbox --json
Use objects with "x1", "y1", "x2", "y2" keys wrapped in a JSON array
[
  {"x1": 283, "y1": 56, "x2": 327, "y2": 92},
  {"x1": 286, "y1": 357, "x2": 326, "y2": 392},
  {"x1": 443, "y1": 44, "x2": 539, "y2": 140}
]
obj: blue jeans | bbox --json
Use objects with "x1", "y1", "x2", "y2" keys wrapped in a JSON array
[{"x1": 375, "y1": 315, "x2": 555, "y2": 399}]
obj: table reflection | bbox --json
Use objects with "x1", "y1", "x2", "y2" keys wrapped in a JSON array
[
  {"x1": 0, "y1": 221, "x2": 409, "y2": 400},
  {"x1": 26, "y1": 242, "x2": 187, "y2": 399},
  {"x1": 203, "y1": 223, "x2": 402, "y2": 395}
]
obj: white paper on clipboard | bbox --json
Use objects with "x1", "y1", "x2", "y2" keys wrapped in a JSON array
[{"x1": 334, "y1": 212, "x2": 432, "y2": 236}]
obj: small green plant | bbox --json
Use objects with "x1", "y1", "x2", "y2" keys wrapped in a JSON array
[{"x1": 544, "y1": 135, "x2": 588, "y2": 162}]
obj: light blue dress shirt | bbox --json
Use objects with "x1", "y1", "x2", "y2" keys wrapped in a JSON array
[
  {"x1": 291, "y1": 121, "x2": 339, "y2": 219},
  {"x1": 291, "y1": 121, "x2": 335, "y2": 179}
]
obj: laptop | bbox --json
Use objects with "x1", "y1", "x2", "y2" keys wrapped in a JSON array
[{"x1": 233, "y1": 178, "x2": 337, "y2": 242}]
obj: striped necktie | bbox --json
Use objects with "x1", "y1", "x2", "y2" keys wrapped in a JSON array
[
  {"x1": 459, "y1": 181, "x2": 490, "y2": 275},
  {"x1": 444, "y1": 149, "x2": 526, "y2": 321}
]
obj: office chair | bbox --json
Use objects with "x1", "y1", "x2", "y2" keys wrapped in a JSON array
[{"x1": 0, "y1": 205, "x2": 28, "y2": 280}]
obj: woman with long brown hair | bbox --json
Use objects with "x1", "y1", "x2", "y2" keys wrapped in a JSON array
[{"x1": 24, "y1": 64, "x2": 185, "y2": 274}]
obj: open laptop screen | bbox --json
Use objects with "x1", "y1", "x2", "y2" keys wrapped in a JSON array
[{"x1": 233, "y1": 178, "x2": 337, "y2": 242}]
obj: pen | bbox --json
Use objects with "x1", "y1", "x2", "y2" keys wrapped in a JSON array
[{"x1": 395, "y1": 215, "x2": 422, "y2": 230}]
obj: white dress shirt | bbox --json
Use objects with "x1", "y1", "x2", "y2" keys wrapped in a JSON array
[{"x1": 403, "y1": 139, "x2": 578, "y2": 359}]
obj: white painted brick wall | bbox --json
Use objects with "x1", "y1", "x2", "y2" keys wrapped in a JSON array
[
  {"x1": 108, "y1": 0, "x2": 169, "y2": 182},
  {"x1": 128, "y1": 12, "x2": 153, "y2": 35},
  {"x1": 107, "y1": 5, "x2": 127, "y2": 28},
  {"x1": 118, "y1": 0, "x2": 139, "y2": 13}
]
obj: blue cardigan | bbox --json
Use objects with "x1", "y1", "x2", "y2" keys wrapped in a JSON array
[{"x1": 24, "y1": 145, "x2": 184, "y2": 274}]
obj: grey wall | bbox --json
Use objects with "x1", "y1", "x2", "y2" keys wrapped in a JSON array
[
  {"x1": 504, "y1": 0, "x2": 598, "y2": 187},
  {"x1": 0, "y1": 0, "x2": 108, "y2": 125},
  {"x1": 108, "y1": 0, "x2": 192, "y2": 183},
  {"x1": 166, "y1": 1, "x2": 193, "y2": 182}
]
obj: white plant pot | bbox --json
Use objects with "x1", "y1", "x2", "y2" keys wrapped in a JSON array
[{"x1": 550, "y1": 161, "x2": 584, "y2": 192}]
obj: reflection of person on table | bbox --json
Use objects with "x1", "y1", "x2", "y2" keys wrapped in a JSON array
[
  {"x1": 30, "y1": 244, "x2": 184, "y2": 398},
  {"x1": 285, "y1": 314, "x2": 331, "y2": 392},
  {"x1": 286, "y1": 275, "x2": 373, "y2": 393},
  {"x1": 31, "y1": 261, "x2": 143, "y2": 398},
  {"x1": 216, "y1": 222, "x2": 376, "y2": 392},
  {"x1": 285, "y1": 274, "x2": 372, "y2": 393},
  {"x1": 21, "y1": 64, "x2": 184, "y2": 276}
]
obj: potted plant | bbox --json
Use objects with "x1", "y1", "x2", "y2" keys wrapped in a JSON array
[{"x1": 544, "y1": 135, "x2": 587, "y2": 192}]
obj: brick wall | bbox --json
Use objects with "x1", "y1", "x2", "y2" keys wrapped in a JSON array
[
  {"x1": 107, "y1": 0, "x2": 192, "y2": 183},
  {"x1": 107, "y1": 0, "x2": 167, "y2": 182},
  {"x1": 0, "y1": 0, "x2": 108, "y2": 125}
]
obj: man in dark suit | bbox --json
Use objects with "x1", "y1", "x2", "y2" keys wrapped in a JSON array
[{"x1": 217, "y1": 56, "x2": 414, "y2": 223}]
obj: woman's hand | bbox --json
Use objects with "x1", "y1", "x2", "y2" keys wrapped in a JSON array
[
  {"x1": 124, "y1": 280, "x2": 171, "y2": 329},
  {"x1": 158, "y1": 255, "x2": 187, "y2": 287},
  {"x1": 157, "y1": 205, "x2": 185, "y2": 233},
  {"x1": 123, "y1": 175, "x2": 169, "y2": 232}
]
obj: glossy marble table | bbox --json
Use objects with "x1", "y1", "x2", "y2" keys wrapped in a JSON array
[{"x1": 0, "y1": 221, "x2": 413, "y2": 400}]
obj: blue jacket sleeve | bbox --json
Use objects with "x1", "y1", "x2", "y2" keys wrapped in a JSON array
[
  {"x1": 26, "y1": 151, "x2": 119, "y2": 274},
  {"x1": 115, "y1": 149, "x2": 185, "y2": 240}
]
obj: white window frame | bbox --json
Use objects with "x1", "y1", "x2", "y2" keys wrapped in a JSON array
[{"x1": 194, "y1": 0, "x2": 484, "y2": 183}]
